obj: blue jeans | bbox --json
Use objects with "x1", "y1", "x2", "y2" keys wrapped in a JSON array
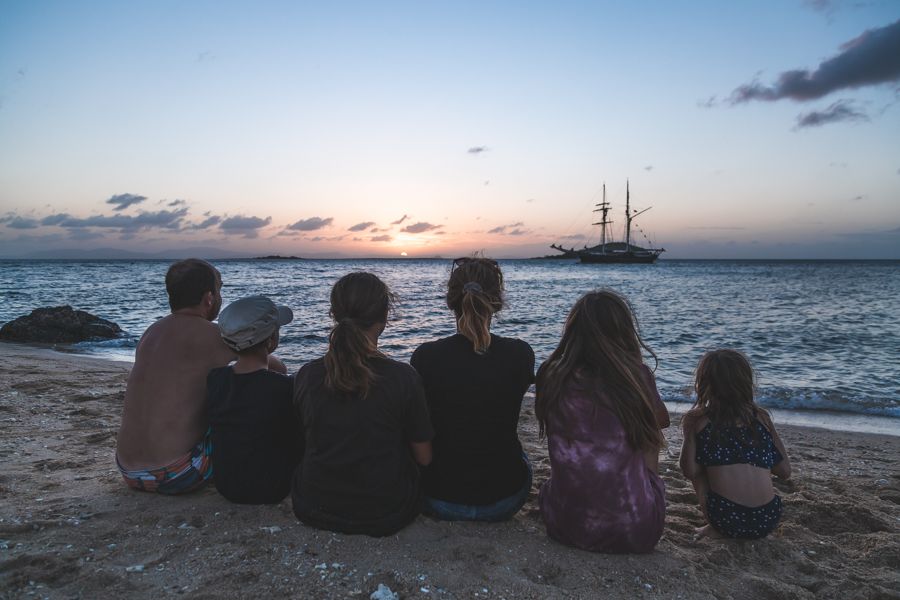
[{"x1": 423, "y1": 454, "x2": 532, "y2": 522}]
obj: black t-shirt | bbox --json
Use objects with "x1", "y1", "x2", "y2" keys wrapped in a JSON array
[
  {"x1": 206, "y1": 366, "x2": 303, "y2": 504},
  {"x1": 411, "y1": 333, "x2": 535, "y2": 505},
  {"x1": 292, "y1": 356, "x2": 434, "y2": 536}
]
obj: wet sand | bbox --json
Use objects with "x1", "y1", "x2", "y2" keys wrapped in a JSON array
[{"x1": 0, "y1": 343, "x2": 898, "y2": 599}]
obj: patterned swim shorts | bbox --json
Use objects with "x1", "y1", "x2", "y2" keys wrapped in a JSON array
[{"x1": 116, "y1": 431, "x2": 213, "y2": 495}]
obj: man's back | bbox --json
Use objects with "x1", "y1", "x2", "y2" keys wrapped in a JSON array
[{"x1": 117, "y1": 313, "x2": 233, "y2": 469}]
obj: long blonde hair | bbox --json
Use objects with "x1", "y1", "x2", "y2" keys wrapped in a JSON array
[
  {"x1": 535, "y1": 289, "x2": 663, "y2": 451},
  {"x1": 447, "y1": 257, "x2": 504, "y2": 354},
  {"x1": 324, "y1": 272, "x2": 395, "y2": 397}
]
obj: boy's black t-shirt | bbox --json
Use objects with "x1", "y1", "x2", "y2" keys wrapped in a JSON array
[
  {"x1": 411, "y1": 333, "x2": 535, "y2": 505},
  {"x1": 206, "y1": 366, "x2": 303, "y2": 504},
  {"x1": 292, "y1": 356, "x2": 434, "y2": 537}
]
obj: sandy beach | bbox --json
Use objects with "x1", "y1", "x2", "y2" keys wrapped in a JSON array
[{"x1": 0, "y1": 343, "x2": 898, "y2": 600}]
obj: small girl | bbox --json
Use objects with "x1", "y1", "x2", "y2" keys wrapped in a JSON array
[
  {"x1": 536, "y1": 289, "x2": 670, "y2": 553},
  {"x1": 680, "y1": 349, "x2": 791, "y2": 539},
  {"x1": 292, "y1": 272, "x2": 434, "y2": 537}
]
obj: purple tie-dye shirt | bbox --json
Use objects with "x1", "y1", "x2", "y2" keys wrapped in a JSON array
[{"x1": 539, "y1": 369, "x2": 667, "y2": 554}]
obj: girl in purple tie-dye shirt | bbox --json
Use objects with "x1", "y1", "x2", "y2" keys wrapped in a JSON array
[{"x1": 536, "y1": 290, "x2": 670, "y2": 553}]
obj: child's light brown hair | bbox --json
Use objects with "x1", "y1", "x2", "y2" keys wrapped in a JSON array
[{"x1": 689, "y1": 349, "x2": 760, "y2": 428}]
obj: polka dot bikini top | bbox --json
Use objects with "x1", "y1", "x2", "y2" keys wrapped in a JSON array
[{"x1": 695, "y1": 419, "x2": 783, "y2": 469}]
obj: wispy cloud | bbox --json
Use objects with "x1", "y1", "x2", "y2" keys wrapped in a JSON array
[
  {"x1": 41, "y1": 208, "x2": 188, "y2": 230},
  {"x1": 348, "y1": 221, "x2": 375, "y2": 232},
  {"x1": 0, "y1": 215, "x2": 39, "y2": 229},
  {"x1": 467, "y1": 146, "x2": 488, "y2": 154},
  {"x1": 105, "y1": 193, "x2": 147, "y2": 211},
  {"x1": 402, "y1": 222, "x2": 443, "y2": 234},
  {"x1": 371, "y1": 234, "x2": 393, "y2": 242},
  {"x1": 488, "y1": 222, "x2": 524, "y2": 234},
  {"x1": 192, "y1": 215, "x2": 221, "y2": 229},
  {"x1": 288, "y1": 216, "x2": 333, "y2": 231},
  {"x1": 168, "y1": 199, "x2": 187, "y2": 207},
  {"x1": 795, "y1": 99, "x2": 869, "y2": 128},
  {"x1": 220, "y1": 214, "x2": 272, "y2": 238},
  {"x1": 729, "y1": 18, "x2": 900, "y2": 104},
  {"x1": 391, "y1": 214, "x2": 409, "y2": 225}
]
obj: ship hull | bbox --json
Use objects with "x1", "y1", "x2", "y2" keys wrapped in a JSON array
[{"x1": 578, "y1": 251, "x2": 661, "y2": 264}]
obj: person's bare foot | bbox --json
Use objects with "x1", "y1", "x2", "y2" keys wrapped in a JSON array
[{"x1": 694, "y1": 524, "x2": 723, "y2": 540}]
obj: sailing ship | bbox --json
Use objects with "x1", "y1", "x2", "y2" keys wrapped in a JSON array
[{"x1": 551, "y1": 181, "x2": 664, "y2": 264}]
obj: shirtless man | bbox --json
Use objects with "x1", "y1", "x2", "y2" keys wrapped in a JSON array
[{"x1": 116, "y1": 259, "x2": 235, "y2": 494}]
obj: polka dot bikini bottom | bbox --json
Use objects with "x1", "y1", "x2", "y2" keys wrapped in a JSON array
[{"x1": 706, "y1": 491, "x2": 782, "y2": 539}]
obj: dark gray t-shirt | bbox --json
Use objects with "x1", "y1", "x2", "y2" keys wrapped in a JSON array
[
  {"x1": 411, "y1": 334, "x2": 535, "y2": 505},
  {"x1": 206, "y1": 366, "x2": 303, "y2": 504},
  {"x1": 292, "y1": 356, "x2": 434, "y2": 536}
]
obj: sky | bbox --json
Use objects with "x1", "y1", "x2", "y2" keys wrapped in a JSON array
[{"x1": 1, "y1": 0, "x2": 899, "y2": 259}]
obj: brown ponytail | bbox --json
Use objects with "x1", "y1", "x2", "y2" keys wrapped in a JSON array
[
  {"x1": 324, "y1": 272, "x2": 395, "y2": 396},
  {"x1": 447, "y1": 257, "x2": 504, "y2": 354}
]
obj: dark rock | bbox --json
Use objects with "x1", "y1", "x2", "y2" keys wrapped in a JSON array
[{"x1": 0, "y1": 306, "x2": 122, "y2": 343}]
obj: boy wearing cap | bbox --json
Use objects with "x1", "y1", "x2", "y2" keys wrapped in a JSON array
[{"x1": 206, "y1": 295, "x2": 303, "y2": 504}]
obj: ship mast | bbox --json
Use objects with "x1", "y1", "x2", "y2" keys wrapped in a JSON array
[
  {"x1": 592, "y1": 183, "x2": 613, "y2": 253},
  {"x1": 625, "y1": 180, "x2": 631, "y2": 250},
  {"x1": 625, "y1": 179, "x2": 652, "y2": 252}
]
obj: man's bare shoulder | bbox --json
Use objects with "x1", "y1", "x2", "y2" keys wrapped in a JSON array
[{"x1": 138, "y1": 315, "x2": 232, "y2": 363}]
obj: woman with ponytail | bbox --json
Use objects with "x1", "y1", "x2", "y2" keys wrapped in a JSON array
[
  {"x1": 411, "y1": 257, "x2": 535, "y2": 521},
  {"x1": 536, "y1": 289, "x2": 670, "y2": 553},
  {"x1": 292, "y1": 272, "x2": 434, "y2": 536}
]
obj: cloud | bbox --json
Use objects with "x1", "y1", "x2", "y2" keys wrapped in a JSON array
[
  {"x1": 168, "y1": 199, "x2": 187, "y2": 207},
  {"x1": 219, "y1": 214, "x2": 272, "y2": 238},
  {"x1": 308, "y1": 235, "x2": 345, "y2": 242},
  {"x1": 644, "y1": 165, "x2": 653, "y2": 171},
  {"x1": 488, "y1": 222, "x2": 525, "y2": 234},
  {"x1": 467, "y1": 146, "x2": 488, "y2": 154},
  {"x1": 561, "y1": 233, "x2": 587, "y2": 241},
  {"x1": 391, "y1": 214, "x2": 409, "y2": 225},
  {"x1": 402, "y1": 222, "x2": 443, "y2": 234},
  {"x1": 192, "y1": 215, "x2": 221, "y2": 229},
  {"x1": 105, "y1": 193, "x2": 147, "y2": 211},
  {"x1": 729, "y1": 18, "x2": 900, "y2": 103},
  {"x1": 288, "y1": 216, "x2": 333, "y2": 231},
  {"x1": 371, "y1": 234, "x2": 393, "y2": 242},
  {"x1": 401, "y1": 222, "x2": 443, "y2": 234},
  {"x1": 795, "y1": 99, "x2": 869, "y2": 128},
  {"x1": 697, "y1": 95, "x2": 718, "y2": 108},
  {"x1": 1, "y1": 216, "x2": 39, "y2": 229},
  {"x1": 41, "y1": 208, "x2": 188, "y2": 230},
  {"x1": 41, "y1": 214, "x2": 70, "y2": 226},
  {"x1": 803, "y1": 0, "x2": 834, "y2": 13},
  {"x1": 508, "y1": 228, "x2": 527, "y2": 236},
  {"x1": 348, "y1": 221, "x2": 375, "y2": 232}
]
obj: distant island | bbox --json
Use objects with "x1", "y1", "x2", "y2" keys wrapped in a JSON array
[{"x1": 253, "y1": 255, "x2": 305, "y2": 260}]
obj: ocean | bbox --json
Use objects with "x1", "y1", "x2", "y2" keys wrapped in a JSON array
[{"x1": 2, "y1": 258, "x2": 898, "y2": 424}]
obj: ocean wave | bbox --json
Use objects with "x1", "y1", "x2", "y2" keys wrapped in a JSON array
[{"x1": 660, "y1": 387, "x2": 900, "y2": 419}]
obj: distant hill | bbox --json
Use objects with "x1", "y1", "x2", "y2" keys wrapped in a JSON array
[{"x1": 12, "y1": 247, "x2": 249, "y2": 260}]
